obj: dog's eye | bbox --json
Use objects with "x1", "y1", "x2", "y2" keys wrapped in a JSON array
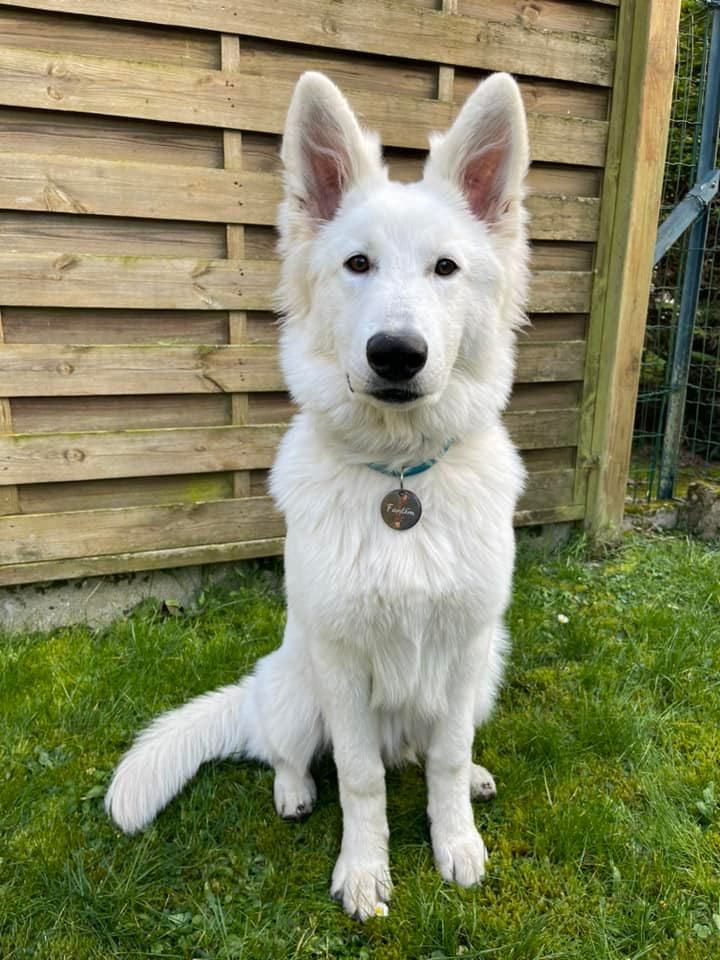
[
  {"x1": 435, "y1": 258, "x2": 459, "y2": 277},
  {"x1": 344, "y1": 254, "x2": 370, "y2": 274}
]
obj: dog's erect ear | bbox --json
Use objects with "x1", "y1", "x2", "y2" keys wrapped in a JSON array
[
  {"x1": 281, "y1": 72, "x2": 382, "y2": 223},
  {"x1": 425, "y1": 73, "x2": 529, "y2": 225}
]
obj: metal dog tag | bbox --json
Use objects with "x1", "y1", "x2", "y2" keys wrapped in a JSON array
[{"x1": 380, "y1": 488, "x2": 422, "y2": 530}]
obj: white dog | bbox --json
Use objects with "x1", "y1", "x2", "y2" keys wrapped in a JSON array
[{"x1": 106, "y1": 71, "x2": 529, "y2": 920}]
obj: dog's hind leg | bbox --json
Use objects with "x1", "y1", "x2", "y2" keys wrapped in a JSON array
[
  {"x1": 470, "y1": 764, "x2": 497, "y2": 801},
  {"x1": 106, "y1": 616, "x2": 322, "y2": 834},
  {"x1": 252, "y1": 615, "x2": 325, "y2": 820},
  {"x1": 468, "y1": 619, "x2": 507, "y2": 803}
]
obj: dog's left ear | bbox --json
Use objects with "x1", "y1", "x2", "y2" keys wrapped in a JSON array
[{"x1": 425, "y1": 73, "x2": 529, "y2": 226}]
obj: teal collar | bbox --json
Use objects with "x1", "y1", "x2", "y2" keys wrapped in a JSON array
[{"x1": 367, "y1": 440, "x2": 454, "y2": 478}]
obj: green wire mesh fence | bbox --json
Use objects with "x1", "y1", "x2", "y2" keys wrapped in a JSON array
[{"x1": 631, "y1": 0, "x2": 720, "y2": 502}]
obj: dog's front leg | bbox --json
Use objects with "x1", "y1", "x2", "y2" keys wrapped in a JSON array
[
  {"x1": 426, "y1": 675, "x2": 487, "y2": 887},
  {"x1": 317, "y1": 662, "x2": 391, "y2": 920}
]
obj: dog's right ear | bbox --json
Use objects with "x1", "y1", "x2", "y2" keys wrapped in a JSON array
[{"x1": 281, "y1": 72, "x2": 383, "y2": 225}]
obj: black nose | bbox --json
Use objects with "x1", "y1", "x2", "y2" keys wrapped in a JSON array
[{"x1": 366, "y1": 333, "x2": 428, "y2": 382}]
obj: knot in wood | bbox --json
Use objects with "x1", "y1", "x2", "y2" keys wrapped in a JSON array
[
  {"x1": 520, "y1": 3, "x2": 542, "y2": 27},
  {"x1": 47, "y1": 61, "x2": 68, "y2": 78},
  {"x1": 64, "y1": 448, "x2": 85, "y2": 463},
  {"x1": 56, "y1": 362, "x2": 74, "y2": 376}
]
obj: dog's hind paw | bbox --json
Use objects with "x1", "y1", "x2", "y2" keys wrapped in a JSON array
[
  {"x1": 432, "y1": 826, "x2": 487, "y2": 887},
  {"x1": 470, "y1": 763, "x2": 497, "y2": 802},
  {"x1": 330, "y1": 854, "x2": 393, "y2": 921},
  {"x1": 273, "y1": 765, "x2": 317, "y2": 820}
]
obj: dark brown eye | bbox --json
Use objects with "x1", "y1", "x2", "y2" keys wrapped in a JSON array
[
  {"x1": 435, "y1": 257, "x2": 458, "y2": 277},
  {"x1": 344, "y1": 254, "x2": 370, "y2": 273}
]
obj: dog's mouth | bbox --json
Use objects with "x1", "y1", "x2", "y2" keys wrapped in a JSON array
[
  {"x1": 369, "y1": 387, "x2": 422, "y2": 405},
  {"x1": 347, "y1": 374, "x2": 428, "y2": 408}
]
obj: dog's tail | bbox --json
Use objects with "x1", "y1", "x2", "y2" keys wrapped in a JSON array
[{"x1": 105, "y1": 678, "x2": 260, "y2": 835}]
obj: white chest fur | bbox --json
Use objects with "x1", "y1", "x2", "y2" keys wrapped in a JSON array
[{"x1": 271, "y1": 416, "x2": 524, "y2": 716}]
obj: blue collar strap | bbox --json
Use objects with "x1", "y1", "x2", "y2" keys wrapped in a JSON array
[{"x1": 367, "y1": 440, "x2": 454, "y2": 478}]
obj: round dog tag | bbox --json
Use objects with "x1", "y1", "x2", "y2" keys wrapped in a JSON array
[{"x1": 380, "y1": 488, "x2": 422, "y2": 530}]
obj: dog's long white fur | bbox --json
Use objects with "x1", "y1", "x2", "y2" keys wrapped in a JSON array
[{"x1": 106, "y1": 70, "x2": 530, "y2": 921}]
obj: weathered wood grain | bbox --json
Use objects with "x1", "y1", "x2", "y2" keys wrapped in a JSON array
[
  {"x1": 0, "y1": 107, "x2": 225, "y2": 167},
  {"x1": 0, "y1": 253, "x2": 276, "y2": 310},
  {"x1": 0, "y1": 308, "x2": 20, "y2": 516},
  {"x1": 11, "y1": 395, "x2": 231, "y2": 433},
  {"x1": 1, "y1": 308, "x2": 229, "y2": 345},
  {"x1": 0, "y1": 46, "x2": 609, "y2": 164},
  {"x1": 458, "y1": 0, "x2": 617, "y2": 38},
  {"x1": 0, "y1": 343, "x2": 283, "y2": 396},
  {"x1": 0, "y1": 495, "x2": 285, "y2": 565},
  {"x1": 19, "y1": 472, "x2": 234, "y2": 514},
  {"x1": 0, "y1": 1, "x2": 615, "y2": 85},
  {"x1": 0, "y1": 424, "x2": 284, "y2": 485},
  {"x1": 505, "y1": 408, "x2": 579, "y2": 449},
  {"x1": 0, "y1": 6, "x2": 219, "y2": 67},
  {"x1": 0, "y1": 536, "x2": 286, "y2": 586}
]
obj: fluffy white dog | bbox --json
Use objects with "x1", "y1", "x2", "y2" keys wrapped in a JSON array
[{"x1": 106, "y1": 70, "x2": 530, "y2": 920}]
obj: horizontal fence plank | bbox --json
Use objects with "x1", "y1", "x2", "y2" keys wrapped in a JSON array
[
  {"x1": 0, "y1": 340, "x2": 584, "y2": 397},
  {"x1": 514, "y1": 502, "x2": 585, "y2": 526},
  {"x1": 505, "y1": 408, "x2": 579, "y2": 449},
  {"x1": 0, "y1": 1, "x2": 615, "y2": 86},
  {"x1": 0, "y1": 424, "x2": 285, "y2": 485},
  {"x1": 1, "y1": 343, "x2": 283, "y2": 396},
  {"x1": 0, "y1": 106, "x2": 226, "y2": 168},
  {"x1": 0, "y1": 152, "x2": 602, "y2": 242},
  {"x1": 457, "y1": 1, "x2": 616, "y2": 38},
  {"x1": 0, "y1": 253, "x2": 275, "y2": 310},
  {"x1": 0, "y1": 253, "x2": 592, "y2": 312},
  {"x1": 518, "y1": 467, "x2": 576, "y2": 512},
  {"x1": 0, "y1": 495, "x2": 285, "y2": 565},
  {"x1": 0, "y1": 405, "x2": 578, "y2": 486},
  {"x1": 516, "y1": 340, "x2": 585, "y2": 382},
  {"x1": 18, "y1": 472, "x2": 235, "y2": 514},
  {"x1": 1, "y1": 307, "x2": 233, "y2": 345},
  {"x1": 0, "y1": 6, "x2": 220, "y2": 68},
  {"x1": 0, "y1": 46, "x2": 609, "y2": 164},
  {"x1": 0, "y1": 535, "x2": 287, "y2": 586}
]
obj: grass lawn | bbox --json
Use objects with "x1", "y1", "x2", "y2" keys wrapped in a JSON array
[{"x1": 2, "y1": 530, "x2": 720, "y2": 960}]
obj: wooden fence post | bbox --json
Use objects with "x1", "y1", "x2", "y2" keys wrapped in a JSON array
[{"x1": 582, "y1": 0, "x2": 682, "y2": 537}]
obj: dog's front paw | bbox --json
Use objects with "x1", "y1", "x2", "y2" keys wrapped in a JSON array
[
  {"x1": 432, "y1": 826, "x2": 487, "y2": 887},
  {"x1": 330, "y1": 853, "x2": 392, "y2": 921}
]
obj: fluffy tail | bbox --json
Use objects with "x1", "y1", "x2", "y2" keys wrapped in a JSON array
[{"x1": 105, "y1": 678, "x2": 258, "y2": 835}]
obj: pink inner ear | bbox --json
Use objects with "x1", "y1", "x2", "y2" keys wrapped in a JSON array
[
  {"x1": 461, "y1": 143, "x2": 508, "y2": 223},
  {"x1": 302, "y1": 119, "x2": 349, "y2": 222}
]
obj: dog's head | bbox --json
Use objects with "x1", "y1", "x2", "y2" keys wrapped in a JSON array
[{"x1": 276, "y1": 71, "x2": 529, "y2": 461}]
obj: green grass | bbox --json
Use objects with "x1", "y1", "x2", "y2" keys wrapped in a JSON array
[{"x1": 2, "y1": 531, "x2": 720, "y2": 959}]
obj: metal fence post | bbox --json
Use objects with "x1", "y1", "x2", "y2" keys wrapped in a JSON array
[{"x1": 657, "y1": 1, "x2": 720, "y2": 498}]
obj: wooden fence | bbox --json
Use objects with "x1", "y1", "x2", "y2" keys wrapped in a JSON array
[{"x1": 0, "y1": 0, "x2": 679, "y2": 585}]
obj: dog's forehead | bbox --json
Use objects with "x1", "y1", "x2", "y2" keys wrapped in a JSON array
[{"x1": 338, "y1": 179, "x2": 474, "y2": 249}]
